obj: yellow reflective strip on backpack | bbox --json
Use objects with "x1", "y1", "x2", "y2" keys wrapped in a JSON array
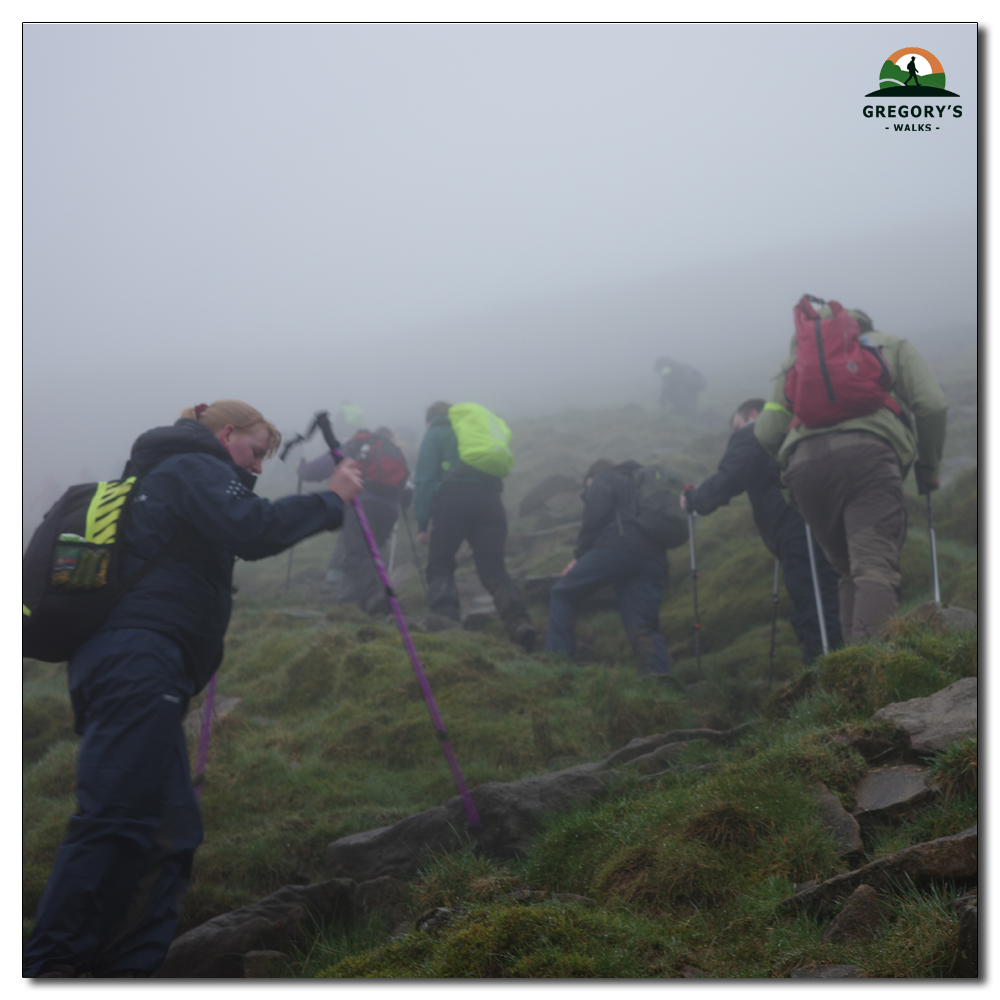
[
  {"x1": 85, "y1": 477, "x2": 136, "y2": 544},
  {"x1": 90, "y1": 496, "x2": 130, "y2": 542},
  {"x1": 23, "y1": 604, "x2": 31, "y2": 617},
  {"x1": 763, "y1": 401, "x2": 792, "y2": 416}
]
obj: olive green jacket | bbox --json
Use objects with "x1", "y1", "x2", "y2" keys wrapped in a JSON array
[{"x1": 754, "y1": 330, "x2": 948, "y2": 485}]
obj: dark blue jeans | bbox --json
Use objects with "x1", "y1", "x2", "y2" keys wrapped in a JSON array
[
  {"x1": 23, "y1": 628, "x2": 203, "y2": 977},
  {"x1": 545, "y1": 548, "x2": 670, "y2": 676}
]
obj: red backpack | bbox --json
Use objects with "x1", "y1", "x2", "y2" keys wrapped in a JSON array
[
  {"x1": 344, "y1": 431, "x2": 408, "y2": 490},
  {"x1": 784, "y1": 295, "x2": 901, "y2": 428}
]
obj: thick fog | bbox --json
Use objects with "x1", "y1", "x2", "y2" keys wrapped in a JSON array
[{"x1": 23, "y1": 23, "x2": 977, "y2": 532}]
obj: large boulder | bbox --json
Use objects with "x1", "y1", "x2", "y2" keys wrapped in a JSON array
[
  {"x1": 873, "y1": 677, "x2": 977, "y2": 754},
  {"x1": 781, "y1": 826, "x2": 977, "y2": 917},
  {"x1": 904, "y1": 601, "x2": 977, "y2": 634},
  {"x1": 155, "y1": 880, "x2": 355, "y2": 978},
  {"x1": 324, "y1": 724, "x2": 752, "y2": 882},
  {"x1": 325, "y1": 766, "x2": 618, "y2": 882}
]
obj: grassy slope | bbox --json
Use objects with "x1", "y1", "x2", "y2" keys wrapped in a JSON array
[{"x1": 23, "y1": 381, "x2": 978, "y2": 975}]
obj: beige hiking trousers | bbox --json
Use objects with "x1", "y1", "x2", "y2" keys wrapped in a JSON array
[{"x1": 785, "y1": 432, "x2": 906, "y2": 644}]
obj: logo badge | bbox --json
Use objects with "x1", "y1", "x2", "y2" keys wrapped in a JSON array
[{"x1": 866, "y1": 48, "x2": 959, "y2": 97}]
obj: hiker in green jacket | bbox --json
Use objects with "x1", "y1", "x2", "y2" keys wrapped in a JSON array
[
  {"x1": 414, "y1": 401, "x2": 535, "y2": 651},
  {"x1": 755, "y1": 308, "x2": 947, "y2": 644}
]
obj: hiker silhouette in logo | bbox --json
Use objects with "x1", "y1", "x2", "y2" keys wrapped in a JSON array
[{"x1": 904, "y1": 55, "x2": 920, "y2": 86}]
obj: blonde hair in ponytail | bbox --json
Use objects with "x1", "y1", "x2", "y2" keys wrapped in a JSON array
[{"x1": 180, "y1": 399, "x2": 282, "y2": 459}]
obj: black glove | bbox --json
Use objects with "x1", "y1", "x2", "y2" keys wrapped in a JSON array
[{"x1": 914, "y1": 462, "x2": 933, "y2": 496}]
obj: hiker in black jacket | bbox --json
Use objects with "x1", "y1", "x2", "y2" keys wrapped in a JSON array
[
  {"x1": 681, "y1": 398, "x2": 842, "y2": 662},
  {"x1": 545, "y1": 459, "x2": 671, "y2": 676},
  {"x1": 23, "y1": 400, "x2": 363, "y2": 979}
]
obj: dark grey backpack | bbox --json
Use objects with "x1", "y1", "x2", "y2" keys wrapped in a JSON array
[{"x1": 633, "y1": 465, "x2": 688, "y2": 549}]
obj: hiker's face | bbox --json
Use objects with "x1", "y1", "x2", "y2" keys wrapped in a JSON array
[
  {"x1": 217, "y1": 423, "x2": 271, "y2": 475},
  {"x1": 730, "y1": 410, "x2": 758, "y2": 433}
]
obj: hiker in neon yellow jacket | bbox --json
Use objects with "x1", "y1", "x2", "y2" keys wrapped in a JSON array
[
  {"x1": 755, "y1": 307, "x2": 947, "y2": 644},
  {"x1": 415, "y1": 401, "x2": 535, "y2": 651}
]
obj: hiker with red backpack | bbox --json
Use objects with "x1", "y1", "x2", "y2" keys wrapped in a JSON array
[
  {"x1": 755, "y1": 296, "x2": 947, "y2": 644},
  {"x1": 298, "y1": 426, "x2": 410, "y2": 616}
]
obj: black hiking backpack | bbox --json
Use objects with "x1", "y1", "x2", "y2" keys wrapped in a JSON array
[
  {"x1": 632, "y1": 465, "x2": 689, "y2": 550},
  {"x1": 22, "y1": 474, "x2": 174, "y2": 662}
]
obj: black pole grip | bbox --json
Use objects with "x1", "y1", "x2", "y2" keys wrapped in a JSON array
[{"x1": 311, "y1": 410, "x2": 342, "y2": 458}]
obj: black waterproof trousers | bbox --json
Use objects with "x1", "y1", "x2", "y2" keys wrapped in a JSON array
[
  {"x1": 426, "y1": 483, "x2": 530, "y2": 637},
  {"x1": 23, "y1": 628, "x2": 202, "y2": 977}
]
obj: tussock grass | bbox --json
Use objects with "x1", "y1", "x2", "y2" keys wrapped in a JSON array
[{"x1": 23, "y1": 400, "x2": 977, "y2": 973}]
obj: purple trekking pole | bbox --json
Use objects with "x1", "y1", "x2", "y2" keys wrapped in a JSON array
[{"x1": 309, "y1": 411, "x2": 481, "y2": 827}]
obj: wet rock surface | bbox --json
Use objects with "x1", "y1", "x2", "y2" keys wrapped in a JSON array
[
  {"x1": 781, "y1": 826, "x2": 978, "y2": 917},
  {"x1": 873, "y1": 677, "x2": 977, "y2": 755},
  {"x1": 812, "y1": 782, "x2": 863, "y2": 855},
  {"x1": 156, "y1": 879, "x2": 355, "y2": 978},
  {"x1": 821, "y1": 884, "x2": 885, "y2": 943},
  {"x1": 325, "y1": 766, "x2": 617, "y2": 881},
  {"x1": 904, "y1": 601, "x2": 978, "y2": 634},
  {"x1": 852, "y1": 764, "x2": 937, "y2": 826}
]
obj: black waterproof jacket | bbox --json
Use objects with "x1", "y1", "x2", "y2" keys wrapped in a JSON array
[
  {"x1": 100, "y1": 419, "x2": 345, "y2": 690},
  {"x1": 574, "y1": 460, "x2": 666, "y2": 565},
  {"x1": 684, "y1": 422, "x2": 794, "y2": 555}
]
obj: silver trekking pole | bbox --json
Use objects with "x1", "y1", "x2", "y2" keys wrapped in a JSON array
[
  {"x1": 926, "y1": 494, "x2": 941, "y2": 603},
  {"x1": 687, "y1": 510, "x2": 702, "y2": 681},
  {"x1": 805, "y1": 524, "x2": 830, "y2": 656},
  {"x1": 767, "y1": 557, "x2": 780, "y2": 689}
]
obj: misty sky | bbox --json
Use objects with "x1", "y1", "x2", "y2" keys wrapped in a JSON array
[{"x1": 22, "y1": 22, "x2": 977, "y2": 523}]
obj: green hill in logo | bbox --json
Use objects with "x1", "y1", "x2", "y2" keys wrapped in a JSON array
[{"x1": 866, "y1": 58, "x2": 959, "y2": 97}]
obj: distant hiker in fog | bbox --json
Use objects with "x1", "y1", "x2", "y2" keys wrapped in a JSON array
[
  {"x1": 655, "y1": 356, "x2": 706, "y2": 414},
  {"x1": 415, "y1": 401, "x2": 536, "y2": 651},
  {"x1": 298, "y1": 426, "x2": 411, "y2": 616},
  {"x1": 904, "y1": 56, "x2": 919, "y2": 86},
  {"x1": 756, "y1": 300, "x2": 948, "y2": 644},
  {"x1": 546, "y1": 458, "x2": 672, "y2": 678},
  {"x1": 681, "y1": 397, "x2": 842, "y2": 662},
  {"x1": 23, "y1": 399, "x2": 363, "y2": 978}
]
